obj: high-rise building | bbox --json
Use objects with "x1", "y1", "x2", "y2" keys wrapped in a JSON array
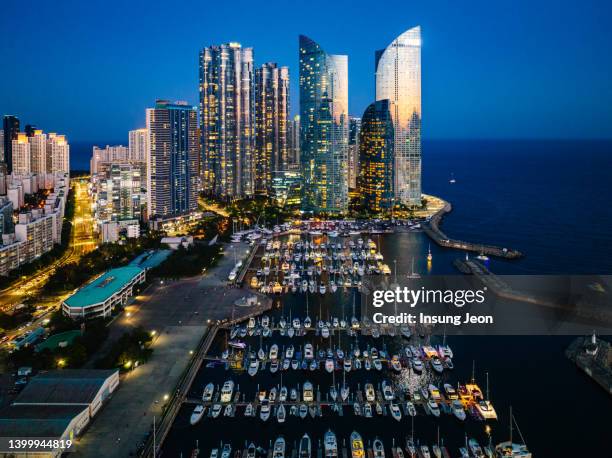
[
  {"x1": 287, "y1": 115, "x2": 300, "y2": 170},
  {"x1": 46, "y1": 133, "x2": 70, "y2": 174},
  {"x1": 146, "y1": 100, "x2": 198, "y2": 219},
  {"x1": 359, "y1": 100, "x2": 394, "y2": 212},
  {"x1": 29, "y1": 130, "x2": 47, "y2": 174},
  {"x1": 94, "y1": 163, "x2": 143, "y2": 223},
  {"x1": 11, "y1": 133, "x2": 31, "y2": 175},
  {"x1": 199, "y1": 43, "x2": 255, "y2": 198},
  {"x1": 299, "y1": 35, "x2": 349, "y2": 214},
  {"x1": 375, "y1": 26, "x2": 422, "y2": 206},
  {"x1": 254, "y1": 63, "x2": 290, "y2": 194},
  {"x1": 129, "y1": 128, "x2": 148, "y2": 162},
  {"x1": 348, "y1": 117, "x2": 362, "y2": 190},
  {"x1": 90, "y1": 145, "x2": 130, "y2": 176},
  {"x1": 3, "y1": 115, "x2": 20, "y2": 172}
]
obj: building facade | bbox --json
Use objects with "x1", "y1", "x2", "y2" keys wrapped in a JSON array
[
  {"x1": 348, "y1": 117, "x2": 362, "y2": 190},
  {"x1": 287, "y1": 115, "x2": 301, "y2": 170},
  {"x1": 199, "y1": 43, "x2": 255, "y2": 198},
  {"x1": 359, "y1": 100, "x2": 394, "y2": 212},
  {"x1": 375, "y1": 26, "x2": 422, "y2": 206},
  {"x1": 11, "y1": 133, "x2": 30, "y2": 175},
  {"x1": 299, "y1": 35, "x2": 349, "y2": 214},
  {"x1": 129, "y1": 128, "x2": 148, "y2": 162},
  {"x1": 146, "y1": 100, "x2": 198, "y2": 220},
  {"x1": 254, "y1": 63, "x2": 290, "y2": 194},
  {"x1": 2, "y1": 115, "x2": 20, "y2": 173}
]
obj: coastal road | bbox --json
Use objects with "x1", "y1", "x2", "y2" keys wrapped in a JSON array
[{"x1": 0, "y1": 179, "x2": 97, "y2": 346}]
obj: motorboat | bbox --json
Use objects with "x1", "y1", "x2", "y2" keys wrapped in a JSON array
[
  {"x1": 329, "y1": 385, "x2": 338, "y2": 401},
  {"x1": 279, "y1": 386, "x2": 288, "y2": 401},
  {"x1": 299, "y1": 404, "x2": 308, "y2": 419},
  {"x1": 220, "y1": 380, "x2": 234, "y2": 403},
  {"x1": 428, "y1": 384, "x2": 442, "y2": 401},
  {"x1": 343, "y1": 359, "x2": 352, "y2": 372},
  {"x1": 340, "y1": 385, "x2": 350, "y2": 401},
  {"x1": 391, "y1": 356, "x2": 402, "y2": 372},
  {"x1": 373, "y1": 359, "x2": 383, "y2": 371},
  {"x1": 269, "y1": 344, "x2": 279, "y2": 360},
  {"x1": 303, "y1": 381, "x2": 314, "y2": 402},
  {"x1": 223, "y1": 404, "x2": 233, "y2": 417},
  {"x1": 412, "y1": 358, "x2": 423, "y2": 373},
  {"x1": 269, "y1": 387, "x2": 277, "y2": 402},
  {"x1": 273, "y1": 437, "x2": 286, "y2": 458},
  {"x1": 419, "y1": 446, "x2": 431, "y2": 458},
  {"x1": 211, "y1": 403, "x2": 222, "y2": 418},
  {"x1": 406, "y1": 401, "x2": 417, "y2": 417},
  {"x1": 270, "y1": 360, "x2": 279, "y2": 373},
  {"x1": 244, "y1": 403, "x2": 254, "y2": 417},
  {"x1": 247, "y1": 443, "x2": 256, "y2": 458},
  {"x1": 321, "y1": 327, "x2": 330, "y2": 338},
  {"x1": 202, "y1": 383, "x2": 214, "y2": 402},
  {"x1": 468, "y1": 439, "x2": 485, "y2": 458},
  {"x1": 248, "y1": 360, "x2": 259, "y2": 376},
  {"x1": 299, "y1": 434, "x2": 312, "y2": 458},
  {"x1": 372, "y1": 439, "x2": 385, "y2": 458},
  {"x1": 363, "y1": 403, "x2": 373, "y2": 417},
  {"x1": 324, "y1": 430, "x2": 338, "y2": 458},
  {"x1": 365, "y1": 383, "x2": 375, "y2": 402},
  {"x1": 277, "y1": 403, "x2": 286, "y2": 423},
  {"x1": 390, "y1": 403, "x2": 402, "y2": 421},
  {"x1": 427, "y1": 399, "x2": 440, "y2": 417},
  {"x1": 283, "y1": 359, "x2": 290, "y2": 370},
  {"x1": 190, "y1": 405, "x2": 205, "y2": 425},
  {"x1": 221, "y1": 444, "x2": 232, "y2": 458},
  {"x1": 353, "y1": 402, "x2": 361, "y2": 416},
  {"x1": 451, "y1": 399, "x2": 466, "y2": 421},
  {"x1": 260, "y1": 400, "x2": 271, "y2": 421},
  {"x1": 350, "y1": 432, "x2": 365, "y2": 458},
  {"x1": 325, "y1": 359, "x2": 335, "y2": 373},
  {"x1": 382, "y1": 380, "x2": 394, "y2": 401},
  {"x1": 430, "y1": 357, "x2": 444, "y2": 373},
  {"x1": 431, "y1": 445, "x2": 442, "y2": 458},
  {"x1": 304, "y1": 344, "x2": 314, "y2": 359},
  {"x1": 443, "y1": 383, "x2": 458, "y2": 400}
]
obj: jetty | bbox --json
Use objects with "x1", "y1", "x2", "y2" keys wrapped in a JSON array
[
  {"x1": 566, "y1": 334, "x2": 612, "y2": 395},
  {"x1": 423, "y1": 201, "x2": 522, "y2": 259}
]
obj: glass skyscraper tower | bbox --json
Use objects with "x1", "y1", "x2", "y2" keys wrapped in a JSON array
[
  {"x1": 146, "y1": 100, "x2": 198, "y2": 219},
  {"x1": 199, "y1": 43, "x2": 255, "y2": 198},
  {"x1": 299, "y1": 35, "x2": 349, "y2": 214},
  {"x1": 254, "y1": 63, "x2": 290, "y2": 195},
  {"x1": 375, "y1": 26, "x2": 422, "y2": 206},
  {"x1": 359, "y1": 100, "x2": 394, "y2": 212}
]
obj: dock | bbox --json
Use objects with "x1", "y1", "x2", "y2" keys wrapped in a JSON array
[
  {"x1": 423, "y1": 201, "x2": 522, "y2": 259},
  {"x1": 566, "y1": 335, "x2": 612, "y2": 395}
]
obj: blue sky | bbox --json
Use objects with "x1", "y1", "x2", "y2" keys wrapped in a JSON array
[{"x1": 1, "y1": 0, "x2": 610, "y2": 141}]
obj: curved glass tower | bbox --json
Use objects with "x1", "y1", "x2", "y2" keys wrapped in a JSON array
[
  {"x1": 299, "y1": 35, "x2": 349, "y2": 214},
  {"x1": 375, "y1": 26, "x2": 421, "y2": 206},
  {"x1": 359, "y1": 100, "x2": 394, "y2": 212}
]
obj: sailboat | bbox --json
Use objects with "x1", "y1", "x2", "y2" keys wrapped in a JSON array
[
  {"x1": 449, "y1": 172, "x2": 456, "y2": 184},
  {"x1": 494, "y1": 407, "x2": 532, "y2": 457},
  {"x1": 407, "y1": 257, "x2": 420, "y2": 279},
  {"x1": 427, "y1": 244, "x2": 433, "y2": 262}
]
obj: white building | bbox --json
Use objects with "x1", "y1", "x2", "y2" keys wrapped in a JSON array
[
  {"x1": 47, "y1": 133, "x2": 70, "y2": 174},
  {"x1": 11, "y1": 133, "x2": 30, "y2": 175},
  {"x1": 129, "y1": 128, "x2": 148, "y2": 162}
]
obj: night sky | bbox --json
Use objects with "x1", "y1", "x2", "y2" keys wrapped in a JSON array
[{"x1": 1, "y1": 0, "x2": 610, "y2": 142}]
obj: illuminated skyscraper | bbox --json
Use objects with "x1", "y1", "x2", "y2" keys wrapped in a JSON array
[
  {"x1": 129, "y1": 128, "x2": 148, "y2": 162},
  {"x1": 146, "y1": 100, "x2": 198, "y2": 219},
  {"x1": 375, "y1": 26, "x2": 422, "y2": 206},
  {"x1": 358, "y1": 100, "x2": 394, "y2": 212},
  {"x1": 11, "y1": 133, "x2": 30, "y2": 175},
  {"x1": 299, "y1": 35, "x2": 349, "y2": 214},
  {"x1": 2, "y1": 115, "x2": 20, "y2": 173},
  {"x1": 287, "y1": 115, "x2": 300, "y2": 170},
  {"x1": 46, "y1": 133, "x2": 70, "y2": 174},
  {"x1": 199, "y1": 43, "x2": 255, "y2": 197},
  {"x1": 348, "y1": 117, "x2": 361, "y2": 190},
  {"x1": 254, "y1": 63, "x2": 290, "y2": 194}
]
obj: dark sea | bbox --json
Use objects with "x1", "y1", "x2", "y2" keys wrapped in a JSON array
[{"x1": 75, "y1": 140, "x2": 612, "y2": 457}]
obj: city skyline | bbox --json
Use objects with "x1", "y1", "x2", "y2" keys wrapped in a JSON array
[{"x1": 1, "y1": 0, "x2": 611, "y2": 142}]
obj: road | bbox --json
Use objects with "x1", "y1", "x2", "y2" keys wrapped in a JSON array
[{"x1": 0, "y1": 178, "x2": 97, "y2": 346}]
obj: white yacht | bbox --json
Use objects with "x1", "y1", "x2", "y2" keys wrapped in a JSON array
[
  {"x1": 325, "y1": 359, "x2": 334, "y2": 373},
  {"x1": 269, "y1": 344, "x2": 279, "y2": 360},
  {"x1": 372, "y1": 439, "x2": 385, "y2": 458},
  {"x1": 221, "y1": 444, "x2": 232, "y2": 458},
  {"x1": 273, "y1": 437, "x2": 286, "y2": 458},
  {"x1": 202, "y1": 383, "x2": 214, "y2": 402},
  {"x1": 211, "y1": 403, "x2": 222, "y2": 418},
  {"x1": 190, "y1": 405, "x2": 205, "y2": 425},
  {"x1": 390, "y1": 403, "x2": 402, "y2": 421},
  {"x1": 299, "y1": 434, "x2": 312, "y2": 458},
  {"x1": 452, "y1": 399, "x2": 466, "y2": 421},
  {"x1": 220, "y1": 380, "x2": 234, "y2": 403},
  {"x1": 382, "y1": 380, "x2": 394, "y2": 401},
  {"x1": 260, "y1": 399, "x2": 271, "y2": 421},
  {"x1": 304, "y1": 343, "x2": 314, "y2": 359},
  {"x1": 324, "y1": 430, "x2": 338, "y2": 458},
  {"x1": 365, "y1": 383, "x2": 375, "y2": 402},
  {"x1": 248, "y1": 360, "x2": 259, "y2": 377},
  {"x1": 277, "y1": 403, "x2": 286, "y2": 423},
  {"x1": 427, "y1": 399, "x2": 440, "y2": 417},
  {"x1": 303, "y1": 381, "x2": 314, "y2": 402}
]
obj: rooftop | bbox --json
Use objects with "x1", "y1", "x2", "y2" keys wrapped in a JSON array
[
  {"x1": 14, "y1": 369, "x2": 118, "y2": 406},
  {"x1": 0, "y1": 405, "x2": 88, "y2": 437},
  {"x1": 129, "y1": 249, "x2": 171, "y2": 270},
  {"x1": 35, "y1": 330, "x2": 81, "y2": 352},
  {"x1": 63, "y1": 266, "x2": 144, "y2": 308}
]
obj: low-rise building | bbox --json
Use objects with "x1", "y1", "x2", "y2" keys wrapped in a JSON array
[{"x1": 62, "y1": 266, "x2": 146, "y2": 319}]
